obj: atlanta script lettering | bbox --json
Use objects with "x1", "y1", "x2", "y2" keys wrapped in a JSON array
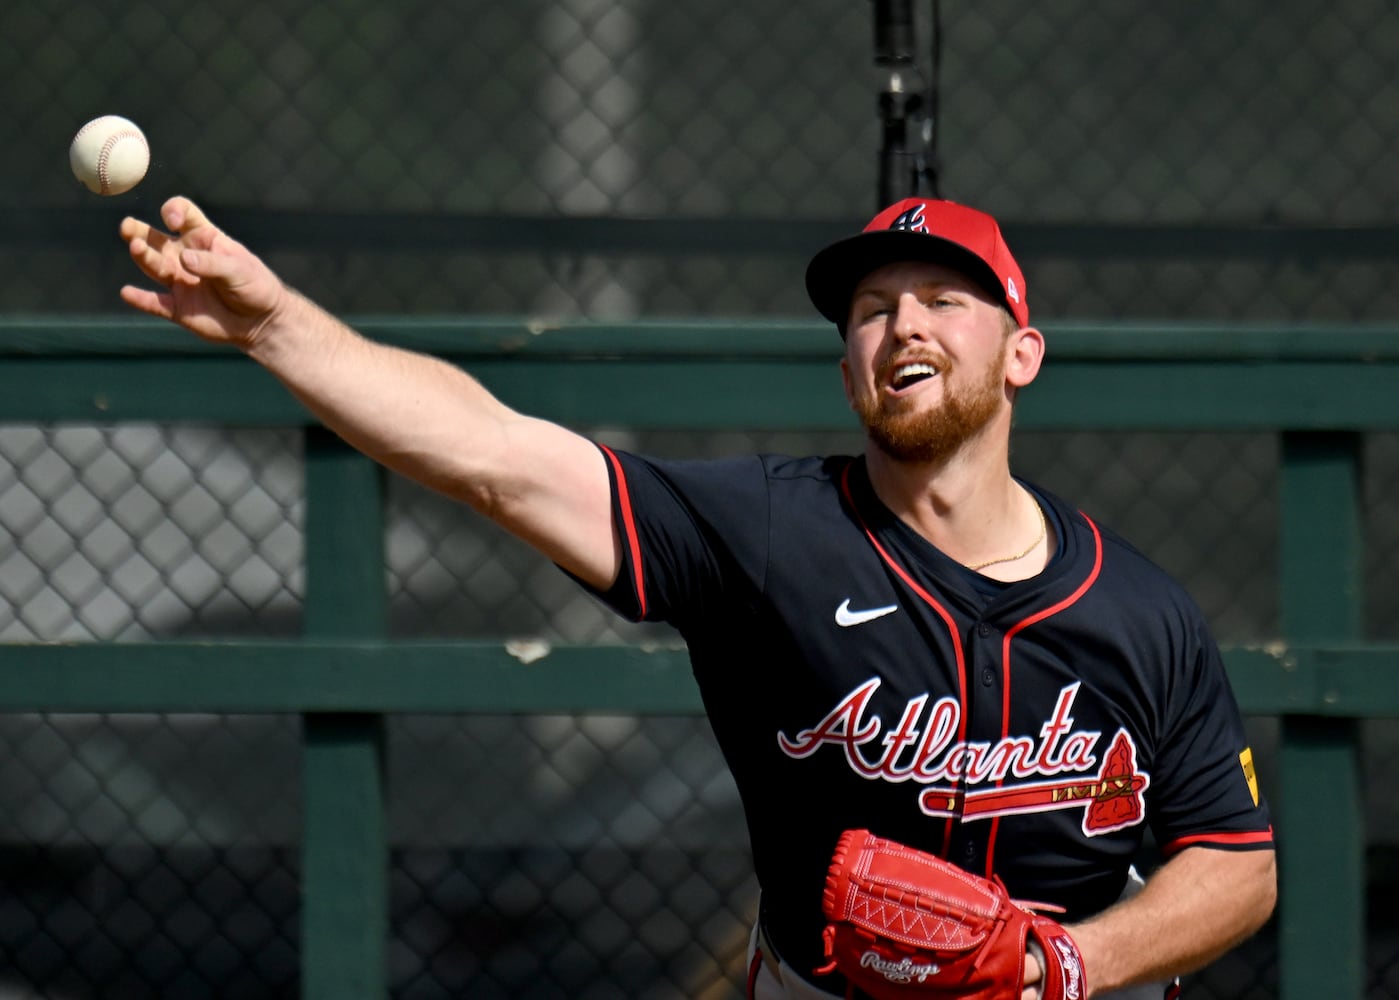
[{"x1": 776, "y1": 679, "x2": 1149, "y2": 833}]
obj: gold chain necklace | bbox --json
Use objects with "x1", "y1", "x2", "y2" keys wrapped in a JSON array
[{"x1": 965, "y1": 501, "x2": 1047, "y2": 571}]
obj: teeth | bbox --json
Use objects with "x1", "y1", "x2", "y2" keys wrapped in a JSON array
[{"x1": 894, "y1": 363, "x2": 939, "y2": 386}]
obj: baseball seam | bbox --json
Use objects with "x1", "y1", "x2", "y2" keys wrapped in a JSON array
[
  {"x1": 73, "y1": 118, "x2": 105, "y2": 142},
  {"x1": 96, "y1": 130, "x2": 145, "y2": 195}
]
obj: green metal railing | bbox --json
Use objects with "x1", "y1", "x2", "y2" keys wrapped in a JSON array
[{"x1": 5, "y1": 317, "x2": 1399, "y2": 999}]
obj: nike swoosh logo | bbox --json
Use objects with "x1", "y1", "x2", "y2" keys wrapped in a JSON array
[{"x1": 835, "y1": 599, "x2": 899, "y2": 627}]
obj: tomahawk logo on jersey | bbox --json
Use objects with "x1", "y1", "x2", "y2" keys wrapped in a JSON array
[{"x1": 587, "y1": 445, "x2": 1273, "y2": 976}]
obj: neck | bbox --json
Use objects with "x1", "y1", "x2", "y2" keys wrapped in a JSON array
[{"x1": 864, "y1": 436, "x2": 1049, "y2": 580}]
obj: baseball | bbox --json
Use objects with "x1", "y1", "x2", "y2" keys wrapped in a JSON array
[{"x1": 70, "y1": 115, "x2": 150, "y2": 196}]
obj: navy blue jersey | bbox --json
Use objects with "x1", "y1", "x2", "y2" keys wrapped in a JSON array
[{"x1": 586, "y1": 446, "x2": 1272, "y2": 979}]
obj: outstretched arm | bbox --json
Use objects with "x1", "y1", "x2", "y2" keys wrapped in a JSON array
[
  {"x1": 1023, "y1": 845, "x2": 1276, "y2": 998},
  {"x1": 120, "y1": 197, "x2": 622, "y2": 589}
]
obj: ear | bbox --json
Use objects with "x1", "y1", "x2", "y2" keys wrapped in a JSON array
[{"x1": 1005, "y1": 326, "x2": 1045, "y2": 389}]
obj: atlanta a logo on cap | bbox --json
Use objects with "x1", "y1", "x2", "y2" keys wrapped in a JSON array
[{"x1": 887, "y1": 205, "x2": 929, "y2": 233}]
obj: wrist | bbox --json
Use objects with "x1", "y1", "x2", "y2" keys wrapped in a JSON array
[{"x1": 242, "y1": 282, "x2": 302, "y2": 362}]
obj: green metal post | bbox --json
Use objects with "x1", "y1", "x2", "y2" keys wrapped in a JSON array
[
  {"x1": 1278, "y1": 432, "x2": 1364, "y2": 1000},
  {"x1": 302, "y1": 427, "x2": 389, "y2": 1000}
]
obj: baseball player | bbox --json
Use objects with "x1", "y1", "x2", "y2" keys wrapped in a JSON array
[{"x1": 118, "y1": 195, "x2": 1275, "y2": 999}]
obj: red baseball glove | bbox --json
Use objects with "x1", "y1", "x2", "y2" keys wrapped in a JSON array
[{"x1": 816, "y1": 829, "x2": 1087, "y2": 1000}]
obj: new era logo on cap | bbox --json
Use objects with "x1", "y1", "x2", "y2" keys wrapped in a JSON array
[{"x1": 805, "y1": 197, "x2": 1029, "y2": 333}]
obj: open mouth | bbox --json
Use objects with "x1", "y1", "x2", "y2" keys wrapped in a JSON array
[{"x1": 888, "y1": 362, "x2": 940, "y2": 392}]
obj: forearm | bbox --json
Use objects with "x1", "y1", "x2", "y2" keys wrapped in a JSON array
[
  {"x1": 243, "y1": 288, "x2": 621, "y2": 585},
  {"x1": 1069, "y1": 847, "x2": 1276, "y2": 996},
  {"x1": 247, "y1": 289, "x2": 518, "y2": 506}
]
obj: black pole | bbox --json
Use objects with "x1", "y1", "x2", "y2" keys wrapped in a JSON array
[
  {"x1": 922, "y1": 0, "x2": 943, "y2": 197},
  {"x1": 877, "y1": 84, "x2": 922, "y2": 208},
  {"x1": 874, "y1": 0, "x2": 916, "y2": 64},
  {"x1": 872, "y1": 0, "x2": 927, "y2": 207}
]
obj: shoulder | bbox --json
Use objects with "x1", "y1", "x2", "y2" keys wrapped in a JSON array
[
  {"x1": 1035, "y1": 483, "x2": 1207, "y2": 624},
  {"x1": 647, "y1": 451, "x2": 854, "y2": 495},
  {"x1": 600, "y1": 448, "x2": 857, "y2": 535}
]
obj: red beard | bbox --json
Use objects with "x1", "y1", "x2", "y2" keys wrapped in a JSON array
[{"x1": 851, "y1": 343, "x2": 1007, "y2": 464}]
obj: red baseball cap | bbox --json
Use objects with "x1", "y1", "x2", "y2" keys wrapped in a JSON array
[{"x1": 805, "y1": 198, "x2": 1029, "y2": 334}]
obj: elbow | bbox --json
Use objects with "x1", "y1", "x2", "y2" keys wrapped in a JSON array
[
  {"x1": 1245, "y1": 850, "x2": 1279, "y2": 935},
  {"x1": 1259, "y1": 850, "x2": 1279, "y2": 921}
]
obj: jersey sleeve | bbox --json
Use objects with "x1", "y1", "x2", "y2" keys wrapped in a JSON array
[
  {"x1": 1147, "y1": 614, "x2": 1274, "y2": 856},
  {"x1": 584, "y1": 445, "x2": 771, "y2": 630}
]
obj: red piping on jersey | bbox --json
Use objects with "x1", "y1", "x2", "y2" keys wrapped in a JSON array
[
  {"x1": 839, "y1": 462, "x2": 969, "y2": 855},
  {"x1": 1162, "y1": 828, "x2": 1275, "y2": 857},
  {"x1": 599, "y1": 444, "x2": 647, "y2": 620},
  {"x1": 985, "y1": 512, "x2": 1104, "y2": 876},
  {"x1": 745, "y1": 950, "x2": 762, "y2": 998}
]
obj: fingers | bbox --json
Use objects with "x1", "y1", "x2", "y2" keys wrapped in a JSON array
[
  {"x1": 118, "y1": 195, "x2": 213, "y2": 248},
  {"x1": 161, "y1": 196, "x2": 214, "y2": 236},
  {"x1": 117, "y1": 195, "x2": 278, "y2": 329},
  {"x1": 119, "y1": 283, "x2": 176, "y2": 320},
  {"x1": 178, "y1": 246, "x2": 244, "y2": 284},
  {"x1": 120, "y1": 196, "x2": 215, "y2": 289},
  {"x1": 124, "y1": 228, "x2": 198, "y2": 289},
  {"x1": 117, "y1": 214, "x2": 152, "y2": 245},
  {"x1": 119, "y1": 216, "x2": 175, "y2": 274},
  {"x1": 1022, "y1": 942, "x2": 1044, "y2": 1000},
  {"x1": 1024, "y1": 943, "x2": 1043, "y2": 983}
]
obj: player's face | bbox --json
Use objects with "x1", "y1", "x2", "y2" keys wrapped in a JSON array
[{"x1": 840, "y1": 261, "x2": 1015, "y2": 464}]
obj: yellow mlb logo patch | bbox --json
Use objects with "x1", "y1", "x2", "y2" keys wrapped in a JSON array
[{"x1": 1239, "y1": 747, "x2": 1259, "y2": 807}]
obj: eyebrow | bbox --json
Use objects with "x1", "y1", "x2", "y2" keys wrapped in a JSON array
[{"x1": 852, "y1": 278, "x2": 971, "y2": 303}]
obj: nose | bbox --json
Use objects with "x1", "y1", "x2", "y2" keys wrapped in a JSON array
[{"x1": 891, "y1": 292, "x2": 930, "y2": 343}]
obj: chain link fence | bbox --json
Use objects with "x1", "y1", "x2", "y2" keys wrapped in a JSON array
[
  {"x1": 5, "y1": 0, "x2": 1399, "y2": 995},
  {"x1": 6, "y1": 422, "x2": 1392, "y2": 997},
  {"x1": 6, "y1": 1, "x2": 1399, "y2": 321}
]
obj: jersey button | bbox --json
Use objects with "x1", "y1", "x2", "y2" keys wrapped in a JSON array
[
  {"x1": 976, "y1": 623, "x2": 992, "y2": 637},
  {"x1": 981, "y1": 667, "x2": 995, "y2": 687}
]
